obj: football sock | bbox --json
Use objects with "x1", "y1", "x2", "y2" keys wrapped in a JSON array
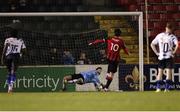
[
  {"x1": 165, "y1": 80, "x2": 172, "y2": 90},
  {"x1": 156, "y1": 80, "x2": 163, "y2": 89},
  {"x1": 7, "y1": 74, "x2": 16, "y2": 91},
  {"x1": 7, "y1": 74, "x2": 14, "y2": 91},
  {"x1": 8, "y1": 84, "x2": 13, "y2": 91},
  {"x1": 7, "y1": 74, "x2": 16, "y2": 84},
  {"x1": 11, "y1": 73, "x2": 16, "y2": 83},
  {"x1": 7, "y1": 74, "x2": 11, "y2": 85},
  {"x1": 67, "y1": 79, "x2": 83, "y2": 84},
  {"x1": 105, "y1": 75, "x2": 113, "y2": 89},
  {"x1": 68, "y1": 80, "x2": 75, "y2": 84},
  {"x1": 105, "y1": 79, "x2": 112, "y2": 89}
]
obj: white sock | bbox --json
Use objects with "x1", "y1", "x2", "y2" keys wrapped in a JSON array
[
  {"x1": 73, "y1": 79, "x2": 78, "y2": 83},
  {"x1": 8, "y1": 84, "x2": 13, "y2": 91},
  {"x1": 68, "y1": 79, "x2": 80, "y2": 84},
  {"x1": 68, "y1": 80, "x2": 75, "y2": 84}
]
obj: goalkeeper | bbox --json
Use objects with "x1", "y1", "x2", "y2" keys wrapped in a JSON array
[{"x1": 62, "y1": 67, "x2": 103, "y2": 91}]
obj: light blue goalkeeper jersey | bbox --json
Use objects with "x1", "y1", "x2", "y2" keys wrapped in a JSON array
[{"x1": 80, "y1": 70, "x2": 100, "y2": 86}]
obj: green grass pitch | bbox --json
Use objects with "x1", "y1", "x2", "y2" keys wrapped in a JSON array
[{"x1": 0, "y1": 91, "x2": 180, "y2": 111}]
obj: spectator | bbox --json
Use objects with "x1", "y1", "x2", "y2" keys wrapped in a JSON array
[
  {"x1": 77, "y1": 52, "x2": 91, "y2": 64},
  {"x1": 19, "y1": 0, "x2": 28, "y2": 11},
  {"x1": 62, "y1": 50, "x2": 74, "y2": 65},
  {"x1": 99, "y1": 49, "x2": 107, "y2": 64},
  {"x1": 8, "y1": 0, "x2": 18, "y2": 11},
  {"x1": 49, "y1": 48, "x2": 59, "y2": 64},
  {"x1": 8, "y1": 0, "x2": 29, "y2": 12}
]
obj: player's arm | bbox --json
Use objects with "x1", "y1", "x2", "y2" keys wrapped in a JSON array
[
  {"x1": 1, "y1": 43, "x2": 8, "y2": 65},
  {"x1": 123, "y1": 47, "x2": 129, "y2": 55},
  {"x1": 88, "y1": 39, "x2": 106, "y2": 45},
  {"x1": 150, "y1": 35, "x2": 159, "y2": 56},
  {"x1": 20, "y1": 40, "x2": 27, "y2": 57},
  {"x1": 21, "y1": 48, "x2": 27, "y2": 56},
  {"x1": 92, "y1": 76, "x2": 103, "y2": 91},
  {"x1": 121, "y1": 40, "x2": 130, "y2": 55},
  {"x1": 172, "y1": 39, "x2": 179, "y2": 55},
  {"x1": 151, "y1": 43, "x2": 159, "y2": 56}
]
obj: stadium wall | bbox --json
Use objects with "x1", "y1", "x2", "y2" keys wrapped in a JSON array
[{"x1": 2, "y1": 64, "x2": 179, "y2": 92}]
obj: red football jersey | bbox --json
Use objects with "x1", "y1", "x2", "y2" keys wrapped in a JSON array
[
  {"x1": 90, "y1": 36, "x2": 129, "y2": 62},
  {"x1": 106, "y1": 36, "x2": 127, "y2": 61}
]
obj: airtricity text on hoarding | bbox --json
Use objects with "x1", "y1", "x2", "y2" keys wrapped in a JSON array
[{"x1": 3, "y1": 75, "x2": 60, "y2": 91}]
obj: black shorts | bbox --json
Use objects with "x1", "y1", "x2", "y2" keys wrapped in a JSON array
[
  {"x1": 158, "y1": 58, "x2": 174, "y2": 69},
  {"x1": 5, "y1": 53, "x2": 20, "y2": 72},
  {"x1": 71, "y1": 73, "x2": 84, "y2": 84},
  {"x1": 107, "y1": 60, "x2": 118, "y2": 73}
]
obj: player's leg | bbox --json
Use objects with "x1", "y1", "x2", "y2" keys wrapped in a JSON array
[
  {"x1": 164, "y1": 68, "x2": 172, "y2": 92},
  {"x1": 9, "y1": 54, "x2": 20, "y2": 93},
  {"x1": 8, "y1": 62, "x2": 18, "y2": 93},
  {"x1": 104, "y1": 60, "x2": 117, "y2": 91},
  {"x1": 156, "y1": 60, "x2": 165, "y2": 92},
  {"x1": 12, "y1": 54, "x2": 20, "y2": 82},
  {"x1": 156, "y1": 68, "x2": 163, "y2": 92},
  {"x1": 63, "y1": 75, "x2": 72, "y2": 83},
  {"x1": 63, "y1": 74, "x2": 84, "y2": 84},
  {"x1": 5, "y1": 57, "x2": 14, "y2": 93},
  {"x1": 62, "y1": 74, "x2": 84, "y2": 91},
  {"x1": 104, "y1": 72, "x2": 114, "y2": 91},
  {"x1": 6, "y1": 54, "x2": 20, "y2": 93},
  {"x1": 164, "y1": 58, "x2": 174, "y2": 92},
  {"x1": 69, "y1": 74, "x2": 84, "y2": 84},
  {"x1": 62, "y1": 75, "x2": 72, "y2": 91}
]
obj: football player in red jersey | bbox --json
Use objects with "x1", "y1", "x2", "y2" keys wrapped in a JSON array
[{"x1": 89, "y1": 29, "x2": 129, "y2": 91}]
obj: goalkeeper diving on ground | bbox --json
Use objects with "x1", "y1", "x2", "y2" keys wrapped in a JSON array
[{"x1": 62, "y1": 67, "x2": 103, "y2": 91}]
